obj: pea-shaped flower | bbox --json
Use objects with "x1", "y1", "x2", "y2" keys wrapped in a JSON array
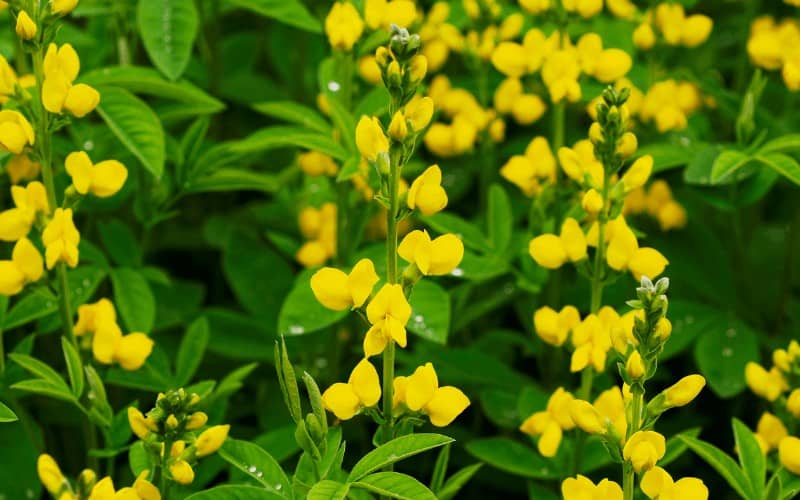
[
  {"x1": 0, "y1": 110, "x2": 35, "y2": 154},
  {"x1": 364, "y1": 284, "x2": 412, "y2": 356},
  {"x1": 0, "y1": 181, "x2": 49, "y2": 241},
  {"x1": 355, "y1": 115, "x2": 389, "y2": 161},
  {"x1": 780, "y1": 437, "x2": 800, "y2": 475},
  {"x1": 0, "y1": 238, "x2": 43, "y2": 296},
  {"x1": 407, "y1": 165, "x2": 448, "y2": 216},
  {"x1": 561, "y1": 476, "x2": 622, "y2": 500},
  {"x1": 623, "y1": 430, "x2": 666, "y2": 472},
  {"x1": 196, "y1": 424, "x2": 231, "y2": 457},
  {"x1": 641, "y1": 466, "x2": 709, "y2": 500},
  {"x1": 393, "y1": 362, "x2": 470, "y2": 427},
  {"x1": 398, "y1": 229, "x2": 463, "y2": 276},
  {"x1": 310, "y1": 258, "x2": 380, "y2": 310},
  {"x1": 42, "y1": 208, "x2": 80, "y2": 269},
  {"x1": 322, "y1": 359, "x2": 381, "y2": 420},
  {"x1": 519, "y1": 387, "x2": 575, "y2": 457},
  {"x1": 42, "y1": 43, "x2": 100, "y2": 118},
  {"x1": 529, "y1": 218, "x2": 587, "y2": 270},
  {"x1": 66, "y1": 151, "x2": 128, "y2": 198}
]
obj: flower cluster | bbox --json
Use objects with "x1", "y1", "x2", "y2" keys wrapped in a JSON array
[
  {"x1": 623, "y1": 180, "x2": 687, "y2": 231},
  {"x1": 128, "y1": 389, "x2": 230, "y2": 486},
  {"x1": 747, "y1": 16, "x2": 800, "y2": 91},
  {"x1": 296, "y1": 202, "x2": 337, "y2": 267},
  {"x1": 633, "y1": 3, "x2": 713, "y2": 51},
  {"x1": 38, "y1": 453, "x2": 160, "y2": 500},
  {"x1": 745, "y1": 340, "x2": 800, "y2": 474}
]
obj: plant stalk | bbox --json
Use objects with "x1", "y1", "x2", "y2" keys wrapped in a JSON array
[{"x1": 623, "y1": 388, "x2": 644, "y2": 500}]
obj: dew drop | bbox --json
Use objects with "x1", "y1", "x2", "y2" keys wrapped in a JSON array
[
  {"x1": 451, "y1": 268, "x2": 464, "y2": 277},
  {"x1": 722, "y1": 347, "x2": 733, "y2": 357},
  {"x1": 289, "y1": 325, "x2": 304, "y2": 335},
  {"x1": 256, "y1": 471, "x2": 263, "y2": 478},
  {"x1": 328, "y1": 81, "x2": 341, "y2": 92},
  {"x1": 83, "y1": 140, "x2": 94, "y2": 151},
  {"x1": 414, "y1": 315, "x2": 424, "y2": 323},
  {"x1": 248, "y1": 465, "x2": 257, "y2": 473},
  {"x1": 725, "y1": 328, "x2": 736, "y2": 338},
  {"x1": 275, "y1": 484, "x2": 283, "y2": 491}
]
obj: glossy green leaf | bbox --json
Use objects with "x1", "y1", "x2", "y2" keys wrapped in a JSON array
[
  {"x1": 307, "y1": 481, "x2": 349, "y2": 500},
  {"x1": 758, "y1": 134, "x2": 800, "y2": 155},
  {"x1": 278, "y1": 269, "x2": 348, "y2": 337},
  {"x1": 186, "y1": 485, "x2": 287, "y2": 499},
  {"x1": 755, "y1": 153, "x2": 800, "y2": 187},
  {"x1": 252, "y1": 101, "x2": 331, "y2": 135},
  {"x1": 8, "y1": 353, "x2": 68, "y2": 388},
  {"x1": 348, "y1": 434, "x2": 454, "y2": 481},
  {"x1": 353, "y1": 472, "x2": 437, "y2": 500},
  {"x1": 437, "y1": 464, "x2": 483, "y2": 500},
  {"x1": 0, "y1": 401, "x2": 18, "y2": 423},
  {"x1": 229, "y1": 126, "x2": 348, "y2": 161},
  {"x1": 407, "y1": 280, "x2": 450, "y2": 345},
  {"x1": 218, "y1": 439, "x2": 291, "y2": 498},
  {"x1": 465, "y1": 437, "x2": 560, "y2": 479},
  {"x1": 487, "y1": 184, "x2": 512, "y2": 252},
  {"x1": 679, "y1": 435, "x2": 752, "y2": 499},
  {"x1": 137, "y1": 0, "x2": 198, "y2": 80},
  {"x1": 11, "y1": 379, "x2": 77, "y2": 404},
  {"x1": 62, "y1": 337, "x2": 85, "y2": 398},
  {"x1": 693, "y1": 319, "x2": 758, "y2": 398},
  {"x1": 732, "y1": 418, "x2": 765, "y2": 499},
  {"x1": 111, "y1": 267, "x2": 156, "y2": 333},
  {"x1": 175, "y1": 317, "x2": 210, "y2": 386}
]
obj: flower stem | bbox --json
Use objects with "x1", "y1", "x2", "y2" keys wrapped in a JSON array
[
  {"x1": 571, "y1": 367, "x2": 594, "y2": 474},
  {"x1": 623, "y1": 388, "x2": 644, "y2": 500}
]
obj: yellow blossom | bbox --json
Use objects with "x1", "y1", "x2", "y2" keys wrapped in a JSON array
[
  {"x1": 510, "y1": 94, "x2": 546, "y2": 125},
  {"x1": 37, "y1": 454, "x2": 67, "y2": 495},
  {"x1": 407, "y1": 165, "x2": 448, "y2": 215},
  {"x1": 756, "y1": 412, "x2": 787, "y2": 452},
  {"x1": 365, "y1": 0, "x2": 417, "y2": 31},
  {"x1": 74, "y1": 298, "x2": 116, "y2": 336},
  {"x1": 6, "y1": 155, "x2": 41, "y2": 184},
  {"x1": 404, "y1": 96, "x2": 434, "y2": 131},
  {"x1": 633, "y1": 23, "x2": 656, "y2": 50},
  {"x1": 745, "y1": 362, "x2": 786, "y2": 401},
  {"x1": 322, "y1": 358, "x2": 381, "y2": 420},
  {"x1": 520, "y1": 387, "x2": 575, "y2": 457},
  {"x1": 42, "y1": 208, "x2": 80, "y2": 269},
  {"x1": 569, "y1": 399, "x2": 606, "y2": 434},
  {"x1": 42, "y1": 43, "x2": 100, "y2": 117},
  {"x1": 625, "y1": 350, "x2": 645, "y2": 379},
  {"x1": 570, "y1": 314, "x2": 612, "y2": 372},
  {"x1": 779, "y1": 437, "x2": 800, "y2": 475},
  {"x1": 542, "y1": 50, "x2": 581, "y2": 103},
  {"x1": 310, "y1": 258, "x2": 380, "y2": 310},
  {"x1": 0, "y1": 180, "x2": 49, "y2": 241},
  {"x1": 663, "y1": 374, "x2": 705, "y2": 407},
  {"x1": 127, "y1": 407, "x2": 155, "y2": 440},
  {"x1": 787, "y1": 389, "x2": 800, "y2": 418},
  {"x1": 529, "y1": 217, "x2": 587, "y2": 269},
  {"x1": 398, "y1": 229, "x2": 463, "y2": 276},
  {"x1": 169, "y1": 460, "x2": 194, "y2": 485},
  {"x1": 298, "y1": 151, "x2": 338, "y2": 176},
  {"x1": 519, "y1": 0, "x2": 550, "y2": 14},
  {"x1": 358, "y1": 55, "x2": 382, "y2": 85},
  {"x1": 325, "y1": 2, "x2": 364, "y2": 50},
  {"x1": 621, "y1": 155, "x2": 653, "y2": 191},
  {"x1": 490, "y1": 42, "x2": 529, "y2": 78},
  {"x1": 562, "y1": 475, "x2": 623, "y2": 500},
  {"x1": 623, "y1": 430, "x2": 666, "y2": 472},
  {"x1": 115, "y1": 333, "x2": 155, "y2": 371},
  {"x1": 0, "y1": 238, "x2": 44, "y2": 296},
  {"x1": 641, "y1": 466, "x2": 709, "y2": 500},
  {"x1": 65, "y1": 151, "x2": 128, "y2": 198},
  {"x1": 533, "y1": 305, "x2": 580, "y2": 346},
  {"x1": 364, "y1": 283, "x2": 412, "y2": 356},
  {"x1": 396, "y1": 362, "x2": 470, "y2": 427},
  {"x1": 582, "y1": 189, "x2": 603, "y2": 214},
  {"x1": 0, "y1": 110, "x2": 35, "y2": 154},
  {"x1": 186, "y1": 411, "x2": 209, "y2": 430},
  {"x1": 52, "y1": 0, "x2": 80, "y2": 15},
  {"x1": 196, "y1": 424, "x2": 230, "y2": 457},
  {"x1": 356, "y1": 115, "x2": 389, "y2": 161},
  {"x1": 15, "y1": 11, "x2": 37, "y2": 40}
]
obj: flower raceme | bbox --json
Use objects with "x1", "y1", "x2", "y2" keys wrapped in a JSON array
[
  {"x1": 519, "y1": 387, "x2": 576, "y2": 457},
  {"x1": 398, "y1": 229, "x2": 464, "y2": 276},
  {"x1": 529, "y1": 217, "x2": 587, "y2": 269},
  {"x1": 0, "y1": 181, "x2": 49, "y2": 241},
  {"x1": 65, "y1": 151, "x2": 128, "y2": 198},
  {"x1": 322, "y1": 358, "x2": 381, "y2": 420},
  {"x1": 42, "y1": 43, "x2": 100, "y2": 118},
  {"x1": 393, "y1": 362, "x2": 470, "y2": 427},
  {"x1": 364, "y1": 283, "x2": 412, "y2": 356},
  {"x1": 310, "y1": 258, "x2": 380, "y2": 310},
  {"x1": 0, "y1": 237, "x2": 44, "y2": 296},
  {"x1": 42, "y1": 207, "x2": 80, "y2": 269}
]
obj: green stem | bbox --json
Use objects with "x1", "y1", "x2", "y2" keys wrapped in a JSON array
[
  {"x1": 589, "y1": 169, "x2": 611, "y2": 313},
  {"x1": 570, "y1": 367, "x2": 594, "y2": 474},
  {"x1": 623, "y1": 388, "x2": 644, "y2": 500},
  {"x1": 161, "y1": 437, "x2": 173, "y2": 499},
  {"x1": 82, "y1": 417, "x2": 99, "y2": 471},
  {"x1": 552, "y1": 101, "x2": 565, "y2": 152}
]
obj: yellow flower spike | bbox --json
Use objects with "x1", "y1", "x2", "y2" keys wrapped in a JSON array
[
  {"x1": 388, "y1": 111, "x2": 408, "y2": 141},
  {"x1": 559, "y1": 218, "x2": 587, "y2": 262},
  {"x1": 407, "y1": 165, "x2": 448, "y2": 216},
  {"x1": 510, "y1": 94, "x2": 546, "y2": 125},
  {"x1": 51, "y1": 0, "x2": 80, "y2": 16},
  {"x1": 582, "y1": 189, "x2": 604, "y2": 215},
  {"x1": 196, "y1": 424, "x2": 230, "y2": 457},
  {"x1": 625, "y1": 350, "x2": 645, "y2": 379},
  {"x1": 132, "y1": 471, "x2": 161, "y2": 500},
  {"x1": 89, "y1": 476, "x2": 116, "y2": 499},
  {"x1": 529, "y1": 234, "x2": 566, "y2": 269},
  {"x1": 0, "y1": 110, "x2": 36, "y2": 154},
  {"x1": 787, "y1": 389, "x2": 800, "y2": 418},
  {"x1": 490, "y1": 42, "x2": 528, "y2": 78},
  {"x1": 364, "y1": 283, "x2": 412, "y2": 355},
  {"x1": 756, "y1": 412, "x2": 787, "y2": 452},
  {"x1": 38, "y1": 454, "x2": 67, "y2": 494},
  {"x1": 663, "y1": 374, "x2": 705, "y2": 407},
  {"x1": 355, "y1": 115, "x2": 389, "y2": 161},
  {"x1": 623, "y1": 430, "x2": 666, "y2": 472},
  {"x1": 310, "y1": 258, "x2": 380, "y2": 311},
  {"x1": 569, "y1": 399, "x2": 607, "y2": 435},
  {"x1": 74, "y1": 298, "x2": 116, "y2": 336},
  {"x1": 621, "y1": 155, "x2": 653, "y2": 192},
  {"x1": 114, "y1": 333, "x2": 155, "y2": 371},
  {"x1": 169, "y1": 460, "x2": 195, "y2": 484},
  {"x1": 186, "y1": 411, "x2": 209, "y2": 430},
  {"x1": 128, "y1": 407, "x2": 152, "y2": 439},
  {"x1": 6, "y1": 155, "x2": 41, "y2": 184},
  {"x1": 398, "y1": 229, "x2": 464, "y2": 276},
  {"x1": 42, "y1": 208, "x2": 80, "y2": 269},
  {"x1": 616, "y1": 132, "x2": 638, "y2": 158},
  {"x1": 15, "y1": 11, "x2": 37, "y2": 40},
  {"x1": 562, "y1": 475, "x2": 623, "y2": 500},
  {"x1": 779, "y1": 437, "x2": 800, "y2": 475},
  {"x1": 593, "y1": 49, "x2": 632, "y2": 83},
  {"x1": 404, "y1": 96, "x2": 434, "y2": 132},
  {"x1": 633, "y1": 23, "x2": 656, "y2": 50},
  {"x1": 680, "y1": 15, "x2": 713, "y2": 47},
  {"x1": 42, "y1": 43, "x2": 99, "y2": 117},
  {"x1": 65, "y1": 151, "x2": 128, "y2": 198},
  {"x1": 325, "y1": 2, "x2": 364, "y2": 51}
]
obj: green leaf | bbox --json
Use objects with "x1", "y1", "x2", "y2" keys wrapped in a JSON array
[
  {"x1": 218, "y1": 439, "x2": 291, "y2": 497},
  {"x1": 252, "y1": 101, "x2": 331, "y2": 135},
  {"x1": 755, "y1": 153, "x2": 800, "y2": 187},
  {"x1": 252, "y1": 425, "x2": 301, "y2": 463},
  {"x1": 175, "y1": 317, "x2": 209, "y2": 386},
  {"x1": 98, "y1": 219, "x2": 141, "y2": 267},
  {"x1": 3, "y1": 287, "x2": 57, "y2": 330},
  {"x1": 8, "y1": 353, "x2": 68, "y2": 388},
  {"x1": 229, "y1": 126, "x2": 348, "y2": 161},
  {"x1": 637, "y1": 140, "x2": 702, "y2": 173},
  {"x1": 61, "y1": 337, "x2": 85, "y2": 398},
  {"x1": 96, "y1": 86, "x2": 166, "y2": 178},
  {"x1": 11, "y1": 379, "x2": 77, "y2": 403},
  {"x1": 487, "y1": 184, "x2": 512, "y2": 252},
  {"x1": 307, "y1": 481, "x2": 350, "y2": 500},
  {"x1": 0, "y1": 401, "x2": 18, "y2": 422},
  {"x1": 185, "y1": 168, "x2": 279, "y2": 194},
  {"x1": 660, "y1": 427, "x2": 701, "y2": 467},
  {"x1": 348, "y1": 433, "x2": 454, "y2": 481},
  {"x1": 278, "y1": 269, "x2": 348, "y2": 337},
  {"x1": 111, "y1": 267, "x2": 156, "y2": 333},
  {"x1": 679, "y1": 435, "x2": 752, "y2": 499},
  {"x1": 759, "y1": 134, "x2": 800, "y2": 155},
  {"x1": 187, "y1": 486, "x2": 285, "y2": 500},
  {"x1": 710, "y1": 150, "x2": 751, "y2": 184},
  {"x1": 732, "y1": 418, "x2": 765, "y2": 499},
  {"x1": 407, "y1": 280, "x2": 450, "y2": 345},
  {"x1": 137, "y1": 0, "x2": 198, "y2": 80},
  {"x1": 81, "y1": 66, "x2": 224, "y2": 112},
  {"x1": 128, "y1": 441, "x2": 151, "y2": 477},
  {"x1": 205, "y1": 308, "x2": 273, "y2": 360},
  {"x1": 421, "y1": 213, "x2": 490, "y2": 253},
  {"x1": 465, "y1": 437, "x2": 559, "y2": 479},
  {"x1": 352, "y1": 472, "x2": 437, "y2": 500},
  {"x1": 85, "y1": 365, "x2": 114, "y2": 427},
  {"x1": 693, "y1": 319, "x2": 758, "y2": 398},
  {"x1": 437, "y1": 464, "x2": 482, "y2": 500},
  {"x1": 765, "y1": 474, "x2": 782, "y2": 500},
  {"x1": 229, "y1": 0, "x2": 322, "y2": 33}
]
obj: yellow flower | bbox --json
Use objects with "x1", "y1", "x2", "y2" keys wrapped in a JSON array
[
  {"x1": 562, "y1": 475, "x2": 622, "y2": 500},
  {"x1": 582, "y1": 189, "x2": 603, "y2": 215},
  {"x1": 398, "y1": 229, "x2": 463, "y2": 276},
  {"x1": 404, "y1": 96, "x2": 435, "y2": 131},
  {"x1": 607, "y1": 0, "x2": 636, "y2": 19},
  {"x1": 520, "y1": 387, "x2": 575, "y2": 457},
  {"x1": 529, "y1": 217, "x2": 587, "y2": 269},
  {"x1": 0, "y1": 55, "x2": 18, "y2": 103},
  {"x1": 115, "y1": 333, "x2": 155, "y2": 371},
  {"x1": 593, "y1": 387, "x2": 627, "y2": 440},
  {"x1": 325, "y1": 2, "x2": 364, "y2": 51},
  {"x1": 132, "y1": 471, "x2": 161, "y2": 500},
  {"x1": 605, "y1": 217, "x2": 668, "y2": 280},
  {"x1": 490, "y1": 42, "x2": 529, "y2": 78},
  {"x1": 169, "y1": 460, "x2": 195, "y2": 484},
  {"x1": 6, "y1": 155, "x2": 41, "y2": 184},
  {"x1": 42, "y1": 208, "x2": 80, "y2": 269},
  {"x1": 397, "y1": 362, "x2": 470, "y2": 427},
  {"x1": 616, "y1": 132, "x2": 638, "y2": 158},
  {"x1": 0, "y1": 238, "x2": 44, "y2": 296},
  {"x1": 310, "y1": 258, "x2": 380, "y2": 311},
  {"x1": 89, "y1": 476, "x2": 116, "y2": 499},
  {"x1": 779, "y1": 437, "x2": 800, "y2": 475},
  {"x1": 494, "y1": 78, "x2": 523, "y2": 114},
  {"x1": 745, "y1": 362, "x2": 786, "y2": 402},
  {"x1": 298, "y1": 151, "x2": 338, "y2": 177},
  {"x1": 388, "y1": 111, "x2": 408, "y2": 141},
  {"x1": 408, "y1": 55, "x2": 427, "y2": 83},
  {"x1": 558, "y1": 140, "x2": 604, "y2": 186},
  {"x1": 0, "y1": 110, "x2": 35, "y2": 154},
  {"x1": 15, "y1": 11, "x2": 37, "y2": 40},
  {"x1": 355, "y1": 115, "x2": 389, "y2": 161},
  {"x1": 185, "y1": 411, "x2": 209, "y2": 430},
  {"x1": 510, "y1": 94, "x2": 546, "y2": 125},
  {"x1": 51, "y1": 0, "x2": 79, "y2": 15},
  {"x1": 519, "y1": 0, "x2": 550, "y2": 14},
  {"x1": 65, "y1": 151, "x2": 128, "y2": 198},
  {"x1": 322, "y1": 358, "x2": 381, "y2": 420},
  {"x1": 633, "y1": 23, "x2": 656, "y2": 50},
  {"x1": 37, "y1": 454, "x2": 67, "y2": 495},
  {"x1": 641, "y1": 466, "x2": 708, "y2": 500},
  {"x1": 74, "y1": 298, "x2": 116, "y2": 336},
  {"x1": 533, "y1": 305, "x2": 580, "y2": 347},
  {"x1": 0, "y1": 181, "x2": 49, "y2": 241},
  {"x1": 358, "y1": 55, "x2": 382, "y2": 85},
  {"x1": 621, "y1": 155, "x2": 653, "y2": 192},
  {"x1": 569, "y1": 399, "x2": 606, "y2": 434},
  {"x1": 663, "y1": 374, "x2": 705, "y2": 407},
  {"x1": 625, "y1": 350, "x2": 645, "y2": 379},
  {"x1": 563, "y1": 0, "x2": 603, "y2": 18},
  {"x1": 593, "y1": 49, "x2": 632, "y2": 83},
  {"x1": 542, "y1": 50, "x2": 582, "y2": 103},
  {"x1": 196, "y1": 424, "x2": 230, "y2": 457},
  {"x1": 756, "y1": 412, "x2": 788, "y2": 452},
  {"x1": 681, "y1": 15, "x2": 713, "y2": 47},
  {"x1": 570, "y1": 314, "x2": 613, "y2": 372},
  {"x1": 42, "y1": 43, "x2": 100, "y2": 117},
  {"x1": 364, "y1": 283, "x2": 412, "y2": 356},
  {"x1": 787, "y1": 389, "x2": 800, "y2": 418},
  {"x1": 128, "y1": 407, "x2": 156, "y2": 440},
  {"x1": 365, "y1": 0, "x2": 417, "y2": 31},
  {"x1": 407, "y1": 165, "x2": 447, "y2": 216},
  {"x1": 623, "y1": 430, "x2": 666, "y2": 472}
]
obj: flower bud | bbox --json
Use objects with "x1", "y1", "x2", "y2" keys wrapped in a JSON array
[
  {"x1": 52, "y1": 0, "x2": 79, "y2": 15},
  {"x1": 569, "y1": 400, "x2": 606, "y2": 435},
  {"x1": 388, "y1": 111, "x2": 408, "y2": 141},
  {"x1": 621, "y1": 155, "x2": 653, "y2": 191},
  {"x1": 589, "y1": 122, "x2": 603, "y2": 144},
  {"x1": 633, "y1": 24, "x2": 656, "y2": 50},
  {"x1": 196, "y1": 424, "x2": 230, "y2": 457},
  {"x1": 780, "y1": 437, "x2": 800, "y2": 475},
  {"x1": 408, "y1": 55, "x2": 428, "y2": 83},
  {"x1": 387, "y1": 60, "x2": 402, "y2": 87},
  {"x1": 787, "y1": 389, "x2": 800, "y2": 418},
  {"x1": 654, "y1": 317, "x2": 672, "y2": 341},
  {"x1": 355, "y1": 116, "x2": 389, "y2": 161},
  {"x1": 185, "y1": 412, "x2": 208, "y2": 430},
  {"x1": 616, "y1": 132, "x2": 638, "y2": 158},
  {"x1": 37, "y1": 454, "x2": 66, "y2": 494},
  {"x1": 626, "y1": 351, "x2": 645, "y2": 380},
  {"x1": 128, "y1": 407, "x2": 152, "y2": 439},
  {"x1": 171, "y1": 440, "x2": 186, "y2": 457},
  {"x1": 16, "y1": 11, "x2": 37, "y2": 41},
  {"x1": 663, "y1": 374, "x2": 705, "y2": 407},
  {"x1": 166, "y1": 414, "x2": 179, "y2": 430},
  {"x1": 169, "y1": 460, "x2": 195, "y2": 484},
  {"x1": 623, "y1": 431, "x2": 665, "y2": 472},
  {"x1": 581, "y1": 189, "x2": 603, "y2": 215}
]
